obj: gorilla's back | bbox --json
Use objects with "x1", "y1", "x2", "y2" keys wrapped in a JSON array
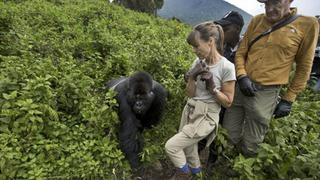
[{"x1": 106, "y1": 77, "x2": 127, "y2": 90}]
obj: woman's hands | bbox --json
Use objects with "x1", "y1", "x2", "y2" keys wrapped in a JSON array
[
  {"x1": 185, "y1": 60, "x2": 216, "y2": 94},
  {"x1": 186, "y1": 61, "x2": 208, "y2": 80}
]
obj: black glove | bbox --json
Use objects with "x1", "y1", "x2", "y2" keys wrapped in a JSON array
[
  {"x1": 238, "y1": 76, "x2": 257, "y2": 97},
  {"x1": 200, "y1": 71, "x2": 216, "y2": 94},
  {"x1": 273, "y1": 99, "x2": 292, "y2": 119},
  {"x1": 186, "y1": 61, "x2": 208, "y2": 80}
]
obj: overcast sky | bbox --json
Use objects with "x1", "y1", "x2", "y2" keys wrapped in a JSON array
[{"x1": 224, "y1": 0, "x2": 319, "y2": 16}]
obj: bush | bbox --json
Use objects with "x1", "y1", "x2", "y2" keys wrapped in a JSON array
[
  {"x1": 0, "y1": 0, "x2": 194, "y2": 178},
  {"x1": 2, "y1": 0, "x2": 319, "y2": 179}
]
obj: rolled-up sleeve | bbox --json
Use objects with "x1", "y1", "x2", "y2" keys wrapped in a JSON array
[{"x1": 283, "y1": 18, "x2": 319, "y2": 102}]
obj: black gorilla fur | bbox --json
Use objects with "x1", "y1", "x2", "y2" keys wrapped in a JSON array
[{"x1": 106, "y1": 71, "x2": 168, "y2": 169}]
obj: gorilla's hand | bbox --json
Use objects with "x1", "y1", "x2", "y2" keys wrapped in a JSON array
[
  {"x1": 274, "y1": 99, "x2": 292, "y2": 119},
  {"x1": 186, "y1": 61, "x2": 208, "y2": 80},
  {"x1": 238, "y1": 75, "x2": 257, "y2": 97},
  {"x1": 200, "y1": 72, "x2": 216, "y2": 94}
]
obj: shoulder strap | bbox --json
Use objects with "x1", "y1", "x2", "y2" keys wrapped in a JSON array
[{"x1": 247, "y1": 14, "x2": 301, "y2": 52}]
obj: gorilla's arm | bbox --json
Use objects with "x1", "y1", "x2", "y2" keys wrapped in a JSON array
[
  {"x1": 141, "y1": 81, "x2": 168, "y2": 128},
  {"x1": 117, "y1": 90, "x2": 143, "y2": 169}
]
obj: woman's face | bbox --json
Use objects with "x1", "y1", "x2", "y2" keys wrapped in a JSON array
[{"x1": 191, "y1": 35, "x2": 213, "y2": 60}]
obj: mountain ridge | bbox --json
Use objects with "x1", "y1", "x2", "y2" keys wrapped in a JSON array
[{"x1": 157, "y1": 0, "x2": 253, "y2": 32}]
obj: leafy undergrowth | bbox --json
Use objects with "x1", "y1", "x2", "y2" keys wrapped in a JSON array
[
  {"x1": 1, "y1": 0, "x2": 319, "y2": 179},
  {"x1": 0, "y1": 0, "x2": 193, "y2": 179}
]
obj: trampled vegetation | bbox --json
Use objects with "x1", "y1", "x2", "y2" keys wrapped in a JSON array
[{"x1": 0, "y1": 0, "x2": 319, "y2": 179}]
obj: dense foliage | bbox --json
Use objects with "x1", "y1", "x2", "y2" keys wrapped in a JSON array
[
  {"x1": 0, "y1": 0, "x2": 193, "y2": 179},
  {"x1": 0, "y1": 0, "x2": 319, "y2": 179}
]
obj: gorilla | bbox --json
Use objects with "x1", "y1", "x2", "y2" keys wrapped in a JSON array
[{"x1": 106, "y1": 71, "x2": 168, "y2": 169}]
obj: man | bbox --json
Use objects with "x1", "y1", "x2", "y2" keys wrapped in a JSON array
[
  {"x1": 197, "y1": 10, "x2": 244, "y2": 171},
  {"x1": 214, "y1": 11, "x2": 244, "y2": 121},
  {"x1": 223, "y1": 0, "x2": 319, "y2": 157},
  {"x1": 215, "y1": 11, "x2": 244, "y2": 64}
]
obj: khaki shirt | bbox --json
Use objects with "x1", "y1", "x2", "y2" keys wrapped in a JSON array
[{"x1": 236, "y1": 8, "x2": 319, "y2": 102}]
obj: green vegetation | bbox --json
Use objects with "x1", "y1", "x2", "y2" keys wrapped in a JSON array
[
  {"x1": 0, "y1": 0, "x2": 319, "y2": 179},
  {"x1": 0, "y1": 0, "x2": 193, "y2": 179}
]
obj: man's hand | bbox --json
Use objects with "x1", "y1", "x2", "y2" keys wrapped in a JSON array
[
  {"x1": 274, "y1": 99, "x2": 292, "y2": 119},
  {"x1": 200, "y1": 72, "x2": 216, "y2": 94},
  {"x1": 186, "y1": 61, "x2": 208, "y2": 80},
  {"x1": 238, "y1": 75, "x2": 257, "y2": 97}
]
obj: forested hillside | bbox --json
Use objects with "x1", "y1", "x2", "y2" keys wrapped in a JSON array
[{"x1": 0, "y1": 0, "x2": 319, "y2": 179}]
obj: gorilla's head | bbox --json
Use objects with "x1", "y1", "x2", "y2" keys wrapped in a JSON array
[{"x1": 128, "y1": 72, "x2": 155, "y2": 115}]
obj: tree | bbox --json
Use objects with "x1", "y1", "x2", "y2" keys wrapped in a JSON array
[{"x1": 114, "y1": 0, "x2": 164, "y2": 15}]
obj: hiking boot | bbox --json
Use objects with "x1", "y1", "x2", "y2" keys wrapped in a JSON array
[{"x1": 169, "y1": 169, "x2": 192, "y2": 180}]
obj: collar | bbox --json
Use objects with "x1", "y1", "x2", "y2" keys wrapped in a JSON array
[{"x1": 263, "y1": 7, "x2": 298, "y2": 25}]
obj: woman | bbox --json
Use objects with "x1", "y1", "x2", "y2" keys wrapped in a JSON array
[{"x1": 165, "y1": 22, "x2": 236, "y2": 179}]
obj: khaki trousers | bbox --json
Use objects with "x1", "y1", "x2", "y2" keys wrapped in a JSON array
[
  {"x1": 165, "y1": 99, "x2": 220, "y2": 168},
  {"x1": 223, "y1": 84, "x2": 280, "y2": 156}
]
